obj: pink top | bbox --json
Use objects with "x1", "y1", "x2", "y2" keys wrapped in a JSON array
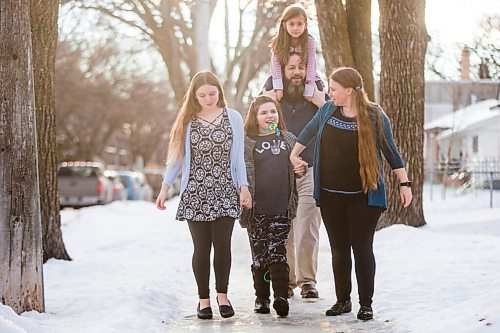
[{"x1": 270, "y1": 34, "x2": 317, "y2": 97}]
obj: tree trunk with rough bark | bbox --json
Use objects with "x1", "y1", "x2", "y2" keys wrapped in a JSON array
[
  {"x1": 315, "y1": 0, "x2": 374, "y2": 99},
  {"x1": 31, "y1": 0, "x2": 71, "y2": 263},
  {"x1": 0, "y1": 0, "x2": 45, "y2": 314},
  {"x1": 378, "y1": 0, "x2": 428, "y2": 229},
  {"x1": 315, "y1": 0, "x2": 354, "y2": 76},
  {"x1": 346, "y1": 0, "x2": 375, "y2": 100}
]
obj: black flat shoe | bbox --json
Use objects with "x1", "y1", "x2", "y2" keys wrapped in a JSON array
[
  {"x1": 217, "y1": 297, "x2": 235, "y2": 318},
  {"x1": 325, "y1": 300, "x2": 352, "y2": 316},
  {"x1": 357, "y1": 305, "x2": 373, "y2": 320},
  {"x1": 197, "y1": 303, "x2": 213, "y2": 320},
  {"x1": 254, "y1": 297, "x2": 271, "y2": 314}
]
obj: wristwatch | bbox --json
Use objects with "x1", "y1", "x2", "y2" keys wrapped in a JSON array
[{"x1": 400, "y1": 181, "x2": 412, "y2": 187}]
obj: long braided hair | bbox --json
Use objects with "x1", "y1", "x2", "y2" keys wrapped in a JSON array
[{"x1": 330, "y1": 67, "x2": 386, "y2": 192}]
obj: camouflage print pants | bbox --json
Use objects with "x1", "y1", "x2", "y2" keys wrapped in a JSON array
[{"x1": 248, "y1": 214, "x2": 291, "y2": 269}]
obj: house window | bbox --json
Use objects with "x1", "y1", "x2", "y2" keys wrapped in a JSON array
[{"x1": 472, "y1": 136, "x2": 478, "y2": 153}]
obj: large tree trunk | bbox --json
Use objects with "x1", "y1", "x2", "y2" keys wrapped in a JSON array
[
  {"x1": 0, "y1": 0, "x2": 45, "y2": 313},
  {"x1": 31, "y1": 0, "x2": 71, "y2": 263},
  {"x1": 346, "y1": 0, "x2": 375, "y2": 100},
  {"x1": 378, "y1": 0, "x2": 428, "y2": 228},
  {"x1": 315, "y1": 0, "x2": 374, "y2": 97},
  {"x1": 315, "y1": 0, "x2": 354, "y2": 76}
]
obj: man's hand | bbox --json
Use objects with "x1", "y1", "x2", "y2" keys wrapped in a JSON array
[{"x1": 311, "y1": 86, "x2": 326, "y2": 107}]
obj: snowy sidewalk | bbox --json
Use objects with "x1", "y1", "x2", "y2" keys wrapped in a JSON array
[{"x1": 1, "y1": 191, "x2": 500, "y2": 332}]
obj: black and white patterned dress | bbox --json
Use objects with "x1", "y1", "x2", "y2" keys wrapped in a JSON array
[{"x1": 176, "y1": 110, "x2": 240, "y2": 222}]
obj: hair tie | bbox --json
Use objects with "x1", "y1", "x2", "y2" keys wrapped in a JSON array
[{"x1": 355, "y1": 86, "x2": 362, "y2": 92}]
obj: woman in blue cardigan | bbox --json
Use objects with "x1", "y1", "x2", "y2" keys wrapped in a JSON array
[
  {"x1": 156, "y1": 71, "x2": 252, "y2": 320},
  {"x1": 290, "y1": 67, "x2": 412, "y2": 321}
]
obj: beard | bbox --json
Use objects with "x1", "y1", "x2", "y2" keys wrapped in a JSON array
[{"x1": 284, "y1": 77, "x2": 305, "y2": 99}]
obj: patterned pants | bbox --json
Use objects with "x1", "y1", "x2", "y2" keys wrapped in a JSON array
[{"x1": 248, "y1": 214, "x2": 291, "y2": 269}]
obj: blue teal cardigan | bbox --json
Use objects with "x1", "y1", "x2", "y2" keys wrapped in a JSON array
[
  {"x1": 163, "y1": 108, "x2": 248, "y2": 195},
  {"x1": 297, "y1": 101, "x2": 404, "y2": 209}
]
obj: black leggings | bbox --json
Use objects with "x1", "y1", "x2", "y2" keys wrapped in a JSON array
[
  {"x1": 320, "y1": 190, "x2": 382, "y2": 307},
  {"x1": 187, "y1": 217, "x2": 235, "y2": 299}
]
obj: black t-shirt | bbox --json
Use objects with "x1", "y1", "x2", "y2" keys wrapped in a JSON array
[
  {"x1": 320, "y1": 108, "x2": 362, "y2": 193},
  {"x1": 254, "y1": 133, "x2": 289, "y2": 215}
]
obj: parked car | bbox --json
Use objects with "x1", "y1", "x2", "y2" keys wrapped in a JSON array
[
  {"x1": 133, "y1": 171, "x2": 154, "y2": 202},
  {"x1": 116, "y1": 171, "x2": 154, "y2": 201},
  {"x1": 58, "y1": 162, "x2": 113, "y2": 208},
  {"x1": 104, "y1": 170, "x2": 128, "y2": 202}
]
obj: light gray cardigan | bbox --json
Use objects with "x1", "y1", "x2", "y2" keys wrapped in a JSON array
[{"x1": 163, "y1": 108, "x2": 248, "y2": 195}]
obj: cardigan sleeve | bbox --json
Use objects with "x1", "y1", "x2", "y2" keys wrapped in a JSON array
[
  {"x1": 163, "y1": 156, "x2": 183, "y2": 187},
  {"x1": 379, "y1": 111, "x2": 404, "y2": 169},
  {"x1": 232, "y1": 110, "x2": 249, "y2": 188}
]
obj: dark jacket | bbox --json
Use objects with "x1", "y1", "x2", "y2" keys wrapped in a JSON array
[
  {"x1": 297, "y1": 101, "x2": 405, "y2": 209},
  {"x1": 240, "y1": 130, "x2": 298, "y2": 229}
]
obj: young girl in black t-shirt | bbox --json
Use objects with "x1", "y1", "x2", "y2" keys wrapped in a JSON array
[{"x1": 240, "y1": 95, "x2": 301, "y2": 317}]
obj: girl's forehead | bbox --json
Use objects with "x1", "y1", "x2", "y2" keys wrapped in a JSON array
[
  {"x1": 196, "y1": 84, "x2": 218, "y2": 93},
  {"x1": 257, "y1": 102, "x2": 277, "y2": 112},
  {"x1": 287, "y1": 14, "x2": 306, "y2": 22}
]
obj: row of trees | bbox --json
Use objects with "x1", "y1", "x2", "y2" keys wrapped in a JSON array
[
  {"x1": 55, "y1": 40, "x2": 173, "y2": 165},
  {"x1": 2, "y1": 0, "x2": 427, "y2": 314}
]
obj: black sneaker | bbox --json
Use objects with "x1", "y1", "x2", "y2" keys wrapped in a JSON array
[
  {"x1": 300, "y1": 284, "x2": 319, "y2": 299},
  {"x1": 273, "y1": 297, "x2": 289, "y2": 317},
  {"x1": 254, "y1": 297, "x2": 271, "y2": 314},
  {"x1": 357, "y1": 305, "x2": 373, "y2": 320},
  {"x1": 325, "y1": 300, "x2": 352, "y2": 316}
]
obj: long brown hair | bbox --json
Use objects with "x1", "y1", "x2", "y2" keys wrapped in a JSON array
[
  {"x1": 167, "y1": 71, "x2": 227, "y2": 163},
  {"x1": 330, "y1": 67, "x2": 385, "y2": 192},
  {"x1": 269, "y1": 5, "x2": 309, "y2": 67},
  {"x1": 244, "y1": 95, "x2": 287, "y2": 138}
]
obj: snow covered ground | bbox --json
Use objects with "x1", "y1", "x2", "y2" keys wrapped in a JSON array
[{"x1": 1, "y1": 188, "x2": 499, "y2": 333}]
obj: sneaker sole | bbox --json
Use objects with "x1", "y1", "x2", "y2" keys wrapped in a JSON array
[{"x1": 273, "y1": 298, "x2": 289, "y2": 317}]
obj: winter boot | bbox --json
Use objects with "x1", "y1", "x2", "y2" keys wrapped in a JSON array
[
  {"x1": 252, "y1": 266, "x2": 271, "y2": 314},
  {"x1": 357, "y1": 305, "x2": 373, "y2": 320},
  {"x1": 269, "y1": 262, "x2": 290, "y2": 317}
]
